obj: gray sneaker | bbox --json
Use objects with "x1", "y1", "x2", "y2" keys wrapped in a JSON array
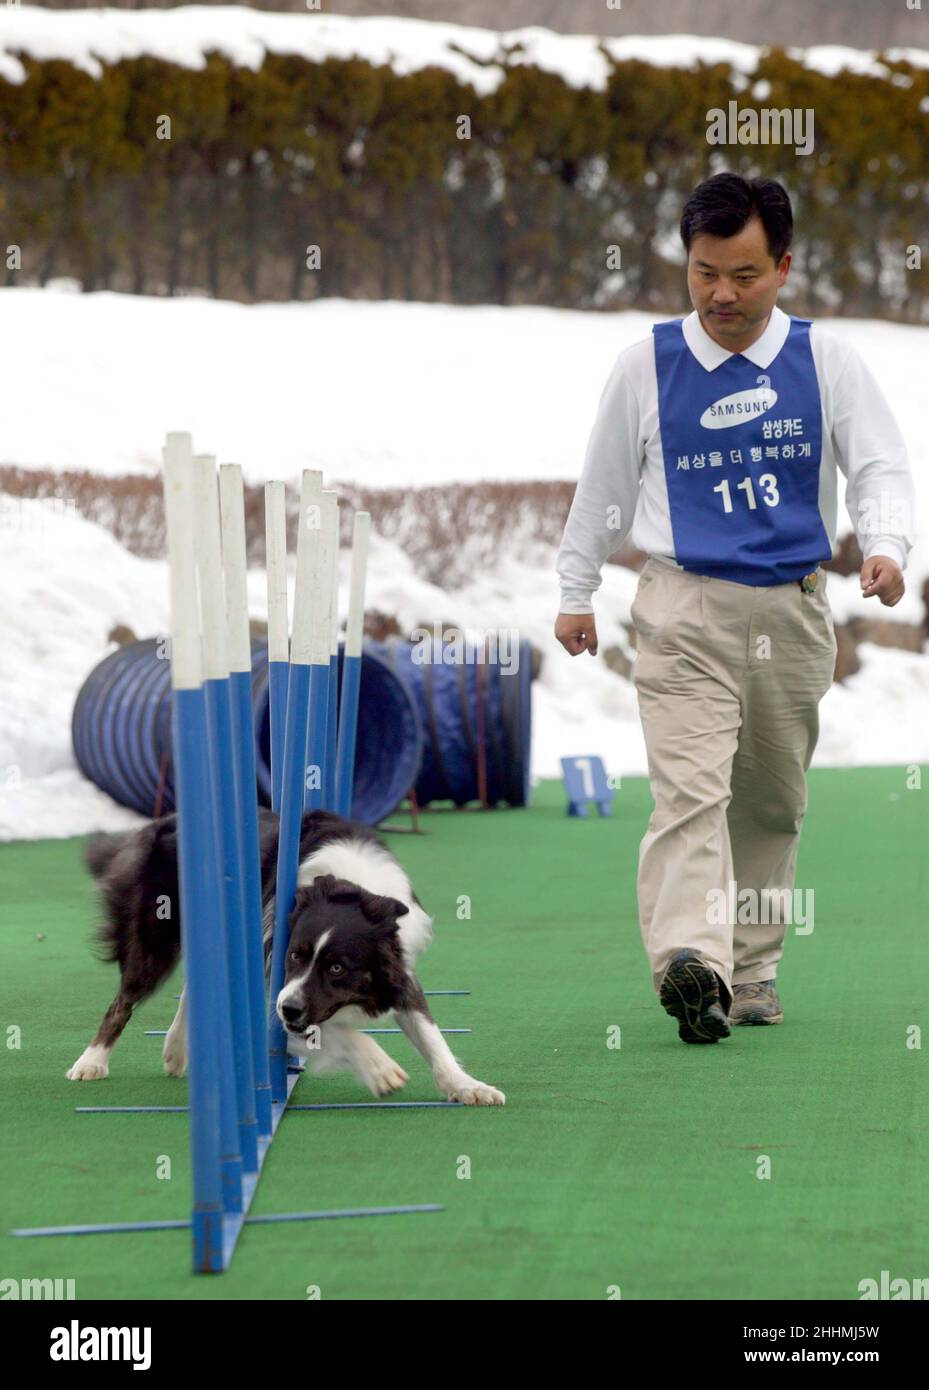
[{"x1": 730, "y1": 980, "x2": 783, "y2": 1025}]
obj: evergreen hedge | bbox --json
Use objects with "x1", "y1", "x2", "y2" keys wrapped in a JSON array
[{"x1": 1, "y1": 46, "x2": 927, "y2": 316}]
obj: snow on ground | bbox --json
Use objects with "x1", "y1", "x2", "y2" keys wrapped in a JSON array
[
  {"x1": 0, "y1": 503, "x2": 167, "y2": 840},
  {"x1": 1, "y1": 457, "x2": 927, "y2": 842},
  {"x1": 5, "y1": 289, "x2": 928, "y2": 620},
  {"x1": 4, "y1": 288, "x2": 658, "y2": 487},
  {"x1": 1, "y1": 288, "x2": 927, "y2": 839},
  {"x1": 1, "y1": 7, "x2": 927, "y2": 92},
  {"x1": 5, "y1": 285, "x2": 928, "y2": 606}
]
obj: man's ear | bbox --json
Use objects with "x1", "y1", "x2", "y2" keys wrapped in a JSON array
[{"x1": 361, "y1": 893, "x2": 410, "y2": 929}]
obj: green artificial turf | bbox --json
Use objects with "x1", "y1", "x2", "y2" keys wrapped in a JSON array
[{"x1": 0, "y1": 770, "x2": 926, "y2": 1300}]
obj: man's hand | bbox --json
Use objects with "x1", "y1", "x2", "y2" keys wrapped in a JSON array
[
  {"x1": 555, "y1": 612, "x2": 598, "y2": 656},
  {"x1": 860, "y1": 555, "x2": 905, "y2": 607}
]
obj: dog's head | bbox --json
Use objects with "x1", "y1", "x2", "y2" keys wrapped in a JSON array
[{"x1": 276, "y1": 873, "x2": 410, "y2": 1036}]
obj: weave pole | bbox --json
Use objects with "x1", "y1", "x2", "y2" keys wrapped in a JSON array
[
  {"x1": 304, "y1": 490, "x2": 338, "y2": 812},
  {"x1": 162, "y1": 435, "x2": 228, "y2": 1271},
  {"x1": 220, "y1": 464, "x2": 273, "y2": 1140},
  {"x1": 268, "y1": 471, "x2": 324, "y2": 1102},
  {"x1": 264, "y1": 481, "x2": 289, "y2": 814},
  {"x1": 335, "y1": 511, "x2": 370, "y2": 817},
  {"x1": 194, "y1": 455, "x2": 260, "y2": 1181},
  {"x1": 13, "y1": 443, "x2": 449, "y2": 1266},
  {"x1": 324, "y1": 504, "x2": 340, "y2": 811}
]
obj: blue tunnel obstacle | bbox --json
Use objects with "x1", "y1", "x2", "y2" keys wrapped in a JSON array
[
  {"x1": 71, "y1": 634, "x2": 534, "y2": 825},
  {"x1": 373, "y1": 635, "x2": 534, "y2": 811}
]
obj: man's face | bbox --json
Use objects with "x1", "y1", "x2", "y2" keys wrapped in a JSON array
[{"x1": 687, "y1": 216, "x2": 791, "y2": 350}]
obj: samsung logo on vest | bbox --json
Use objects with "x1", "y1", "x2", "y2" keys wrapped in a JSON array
[{"x1": 700, "y1": 386, "x2": 778, "y2": 430}]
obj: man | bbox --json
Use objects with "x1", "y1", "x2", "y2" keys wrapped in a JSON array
[{"x1": 554, "y1": 172, "x2": 915, "y2": 1044}]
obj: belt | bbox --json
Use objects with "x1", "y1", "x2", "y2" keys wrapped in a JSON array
[{"x1": 648, "y1": 556, "x2": 822, "y2": 591}]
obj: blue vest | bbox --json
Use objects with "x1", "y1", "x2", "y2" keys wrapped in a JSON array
[{"x1": 652, "y1": 315, "x2": 830, "y2": 586}]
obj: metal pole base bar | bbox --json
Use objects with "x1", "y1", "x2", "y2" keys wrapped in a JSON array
[
  {"x1": 23, "y1": 1073, "x2": 448, "y2": 1261},
  {"x1": 144, "y1": 1028, "x2": 472, "y2": 1036},
  {"x1": 28, "y1": 1069, "x2": 300, "y2": 1268},
  {"x1": 12, "y1": 1205, "x2": 444, "y2": 1242},
  {"x1": 74, "y1": 1099, "x2": 463, "y2": 1114}
]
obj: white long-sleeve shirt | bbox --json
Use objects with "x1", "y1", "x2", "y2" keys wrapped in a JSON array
[{"x1": 556, "y1": 305, "x2": 916, "y2": 613}]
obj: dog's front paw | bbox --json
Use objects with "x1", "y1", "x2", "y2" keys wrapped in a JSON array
[
  {"x1": 66, "y1": 1047, "x2": 110, "y2": 1081},
  {"x1": 443, "y1": 1076, "x2": 506, "y2": 1106},
  {"x1": 162, "y1": 1038, "x2": 187, "y2": 1077},
  {"x1": 362, "y1": 1055, "x2": 409, "y2": 1098}
]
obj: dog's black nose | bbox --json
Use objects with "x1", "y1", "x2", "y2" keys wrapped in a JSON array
[{"x1": 280, "y1": 1002, "x2": 304, "y2": 1028}]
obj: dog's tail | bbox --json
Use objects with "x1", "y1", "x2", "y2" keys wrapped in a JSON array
[
  {"x1": 85, "y1": 817, "x2": 180, "y2": 967},
  {"x1": 84, "y1": 831, "x2": 126, "y2": 882}
]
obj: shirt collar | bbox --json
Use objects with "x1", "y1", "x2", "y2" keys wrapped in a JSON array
[{"x1": 681, "y1": 304, "x2": 791, "y2": 371}]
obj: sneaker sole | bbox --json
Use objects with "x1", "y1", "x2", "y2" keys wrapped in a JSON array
[
  {"x1": 731, "y1": 1011, "x2": 783, "y2": 1026},
  {"x1": 660, "y1": 954, "x2": 731, "y2": 1044}
]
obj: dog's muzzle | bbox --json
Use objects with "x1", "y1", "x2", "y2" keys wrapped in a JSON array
[{"x1": 279, "y1": 1000, "x2": 308, "y2": 1032}]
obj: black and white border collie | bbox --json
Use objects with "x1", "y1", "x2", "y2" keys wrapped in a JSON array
[{"x1": 67, "y1": 808, "x2": 505, "y2": 1106}]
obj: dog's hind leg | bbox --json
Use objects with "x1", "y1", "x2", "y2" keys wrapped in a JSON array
[
  {"x1": 394, "y1": 994, "x2": 505, "y2": 1106},
  {"x1": 67, "y1": 982, "x2": 150, "y2": 1081},
  {"x1": 66, "y1": 944, "x2": 180, "y2": 1082},
  {"x1": 162, "y1": 986, "x2": 187, "y2": 1077}
]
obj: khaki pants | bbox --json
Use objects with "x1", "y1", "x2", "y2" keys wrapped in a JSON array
[{"x1": 630, "y1": 557, "x2": 837, "y2": 997}]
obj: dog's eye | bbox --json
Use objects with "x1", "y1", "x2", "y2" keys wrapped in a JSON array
[
  {"x1": 289, "y1": 949, "x2": 302, "y2": 963},
  {"x1": 329, "y1": 963, "x2": 343, "y2": 976}
]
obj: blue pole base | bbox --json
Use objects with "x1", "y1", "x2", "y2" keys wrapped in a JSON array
[
  {"x1": 192, "y1": 1209, "x2": 225, "y2": 1272},
  {"x1": 223, "y1": 1156, "x2": 245, "y2": 1215},
  {"x1": 239, "y1": 1117, "x2": 260, "y2": 1176},
  {"x1": 255, "y1": 1082, "x2": 273, "y2": 1136}
]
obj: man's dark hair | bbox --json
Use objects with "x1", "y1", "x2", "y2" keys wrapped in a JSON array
[{"x1": 680, "y1": 173, "x2": 793, "y2": 264}]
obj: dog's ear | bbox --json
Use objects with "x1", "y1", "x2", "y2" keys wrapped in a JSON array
[
  {"x1": 360, "y1": 892, "x2": 410, "y2": 931},
  {"x1": 288, "y1": 883, "x2": 320, "y2": 926},
  {"x1": 309, "y1": 873, "x2": 341, "y2": 896},
  {"x1": 147, "y1": 816, "x2": 178, "y2": 867},
  {"x1": 365, "y1": 914, "x2": 411, "y2": 1014}
]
